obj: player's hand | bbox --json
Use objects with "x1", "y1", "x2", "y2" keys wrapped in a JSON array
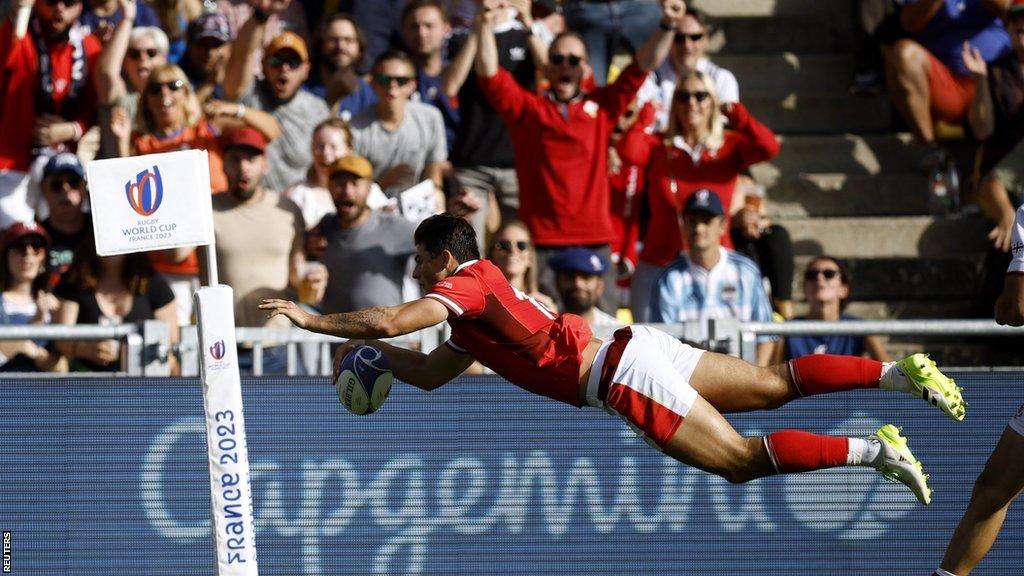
[
  {"x1": 331, "y1": 339, "x2": 366, "y2": 383},
  {"x1": 988, "y1": 213, "x2": 1015, "y2": 252},
  {"x1": 961, "y1": 41, "x2": 987, "y2": 78},
  {"x1": 258, "y1": 298, "x2": 313, "y2": 329}
]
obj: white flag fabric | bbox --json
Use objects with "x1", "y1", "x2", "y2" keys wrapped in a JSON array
[{"x1": 87, "y1": 150, "x2": 215, "y2": 256}]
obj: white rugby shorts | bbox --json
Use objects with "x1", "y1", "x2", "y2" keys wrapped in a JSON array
[{"x1": 586, "y1": 325, "x2": 703, "y2": 447}]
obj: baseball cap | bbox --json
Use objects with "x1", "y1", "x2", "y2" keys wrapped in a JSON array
[
  {"x1": 264, "y1": 31, "x2": 309, "y2": 63},
  {"x1": 2, "y1": 221, "x2": 51, "y2": 250},
  {"x1": 682, "y1": 188, "x2": 725, "y2": 217},
  {"x1": 549, "y1": 247, "x2": 607, "y2": 275},
  {"x1": 42, "y1": 152, "x2": 85, "y2": 180},
  {"x1": 221, "y1": 126, "x2": 267, "y2": 154},
  {"x1": 328, "y1": 155, "x2": 374, "y2": 180},
  {"x1": 189, "y1": 12, "x2": 231, "y2": 44}
]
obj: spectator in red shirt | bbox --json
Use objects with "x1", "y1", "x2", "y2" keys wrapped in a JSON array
[
  {"x1": 620, "y1": 70, "x2": 780, "y2": 321},
  {"x1": 473, "y1": 0, "x2": 687, "y2": 314},
  {"x1": 0, "y1": 0, "x2": 102, "y2": 228}
]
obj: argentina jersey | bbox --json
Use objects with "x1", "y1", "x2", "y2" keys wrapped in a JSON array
[{"x1": 650, "y1": 247, "x2": 776, "y2": 343}]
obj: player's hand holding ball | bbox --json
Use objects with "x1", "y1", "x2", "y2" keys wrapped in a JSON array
[{"x1": 334, "y1": 344, "x2": 393, "y2": 415}]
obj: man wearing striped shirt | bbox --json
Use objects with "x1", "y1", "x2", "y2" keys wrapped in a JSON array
[{"x1": 650, "y1": 188, "x2": 776, "y2": 365}]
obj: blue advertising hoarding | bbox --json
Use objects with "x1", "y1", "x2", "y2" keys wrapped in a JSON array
[{"x1": 2, "y1": 372, "x2": 1022, "y2": 575}]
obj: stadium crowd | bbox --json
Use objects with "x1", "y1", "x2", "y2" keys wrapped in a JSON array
[{"x1": 0, "y1": 0, "x2": 1021, "y2": 374}]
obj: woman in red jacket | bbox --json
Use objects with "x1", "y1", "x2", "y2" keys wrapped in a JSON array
[{"x1": 624, "y1": 70, "x2": 782, "y2": 321}]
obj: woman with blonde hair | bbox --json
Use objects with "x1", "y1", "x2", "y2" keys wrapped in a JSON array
[
  {"x1": 111, "y1": 63, "x2": 280, "y2": 193},
  {"x1": 621, "y1": 70, "x2": 781, "y2": 321},
  {"x1": 486, "y1": 220, "x2": 556, "y2": 312}
]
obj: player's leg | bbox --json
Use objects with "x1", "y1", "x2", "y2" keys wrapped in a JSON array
[
  {"x1": 656, "y1": 395, "x2": 932, "y2": 503},
  {"x1": 684, "y1": 341, "x2": 963, "y2": 420},
  {"x1": 597, "y1": 327, "x2": 931, "y2": 502},
  {"x1": 935, "y1": 425, "x2": 1024, "y2": 576}
]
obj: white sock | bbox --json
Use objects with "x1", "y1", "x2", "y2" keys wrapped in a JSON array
[
  {"x1": 846, "y1": 437, "x2": 882, "y2": 466},
  {"x1": 933, "y1": 569, "x2": 957, "y2": 576},
  {"x1": 879, "y1": 361, "x2": 909, "y2": 392}
]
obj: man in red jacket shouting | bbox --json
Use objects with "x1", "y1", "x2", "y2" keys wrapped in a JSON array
[{"x1": 470, "y1": 0, "x2": 685, "y2": 314}]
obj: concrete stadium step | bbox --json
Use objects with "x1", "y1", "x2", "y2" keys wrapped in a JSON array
[
  {"x1": 780, "y1": 215, "x2": 991, "y2": 258},
  {"x1": 714, "y1": 54, "x2": 857, "y2": 99},
  {"x1": 751, "y1": 133, "x2": 925, "y2": 180},
  {"x1": 692, "y1": 0, "x2": 832, "y2": 17},
  {"x1": 786, "y1": 255, "x2": 982, "y2": 301},
  {"x1": 743, "y1": 94, "x2": 893, "y2": 134},
  {"x1": 766, "y1": 174, "x2": 929, "y2": 217},
  {"x1": 708, "y1": 16, "x2": 856, "y2": 55}
]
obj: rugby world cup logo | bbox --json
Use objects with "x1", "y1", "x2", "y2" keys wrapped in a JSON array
[
  {"x1": 125, "y1": 166, "x2": 164, "y2": 217},
  {"x1": 210, "y1": 339, "x2": 226, "y2": 360}
]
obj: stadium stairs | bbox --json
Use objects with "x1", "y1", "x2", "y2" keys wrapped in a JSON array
[{"x1": 693, "y1": 0, "x2": 1020, "y2": 365}]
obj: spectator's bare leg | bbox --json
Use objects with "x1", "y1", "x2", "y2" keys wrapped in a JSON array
[
  {"x1": 939, "y1": 427, "x2": 1024, "y2": 575},
  {"x1": 885, "y1": 39, "x2": 935, "y2": 142}
]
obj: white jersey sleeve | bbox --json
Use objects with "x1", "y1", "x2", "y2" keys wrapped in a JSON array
[{"x1": 1009, "y1": 205, "x2": 1024, "y2": 274}]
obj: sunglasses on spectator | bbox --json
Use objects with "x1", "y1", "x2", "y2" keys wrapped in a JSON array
[
  {"x1": 494, "y1": 240, "x2": 530, "y2": 252},
  {"x1": 674, "y1": 90, "x2": 711, "y2": 104},
  {"x1": 373, "y1": 73, "x2": 414, "y2": 87},
  {"x1": 267, "y1": 54, "x2": 305, "y2": 70},
  {"x1": 127, "y1": 48, "x2": 160, "y2": 60},
  {"x1": 804, "y1": 268, "x2": 840, "y2": 281},
  {"x1": 673, "y1": 32, "x2": 704, "y2": 44},
  {"x1": 48, "y1": 175, "x2": 83, "y2": 192},
  {"x1": 549, "y1": 53, "x2": 583, "y2": 67},
  {"x1": 44, "y1": 0, "x2": 81, "y2": 6},
  {"x1": 10, "y1": 239, "x2": 46, "y2": 253},
  {"x1": 146, "y1": 79, "x2": 184, "y2": 95}
]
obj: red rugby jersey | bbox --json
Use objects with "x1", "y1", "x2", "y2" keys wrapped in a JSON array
[{"x1": 424, "y1": 259, "x2": 593, "y2": 407}]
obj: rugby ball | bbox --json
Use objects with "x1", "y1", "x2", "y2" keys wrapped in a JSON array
[{"x1": 335, "y1": 345, "x2": 393, "y2": 415}]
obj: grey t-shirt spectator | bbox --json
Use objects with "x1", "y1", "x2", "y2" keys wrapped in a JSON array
[
  {"x1": 241, "y1": 84, "x2": 331, "y2": 191},
  {"x1": 349, "y1": 100, "x2": 447, "y2": 198},
  {"x1": 318, "y1": 210, "x2": 417, "y2": 313}
]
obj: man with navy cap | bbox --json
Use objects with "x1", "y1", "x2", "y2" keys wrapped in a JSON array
[
  {"x1": 651, "y1": 188, "x2": 776, "y2": 365},
  {"x1": 549, "y1": 246, "x2": 618, "y2": 328},
  {"x1": 39, "y1": 152, "x2": 91, "y2": 287}
]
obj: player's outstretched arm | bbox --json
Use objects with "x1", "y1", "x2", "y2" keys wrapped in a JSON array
[
  {"x1": 258, "y1": 297, "x2": 450, "y2": 339},
  {"x1": 336, "y1": 339, "x2": 474, "y2": 392}
]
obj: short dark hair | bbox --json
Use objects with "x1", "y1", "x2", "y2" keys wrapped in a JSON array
[
  {"x1": 550, "y1": 31, "x2": 589, "y2": 59},
  {"x1": 401, "y1": 0, "x2": 447, "y2": 24},
  {"x1": 414, "y1": 214, "x2": 480, "y2": 263},
  {"x1": 373, "y1": 48, "x2": 415, "y2": 72}
]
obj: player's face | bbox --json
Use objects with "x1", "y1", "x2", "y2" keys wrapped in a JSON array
[
  {"x1": 556, "y1": 271, "x2": 603, "y2": 315},
  {"x1": 545, "y1": 36, "x2": 589, "y2": 102},
  {"x1": 328, "y1": 173, "x2": 371, "y2": 223},
  {"x1": 312, "y1": 127, "x2": 350, "y2": 169},
  {"x1": 224, "y1": 147, "x2": 267, "y2": 200},
  {"x1": 669, "y1": 15, "x2": 706, "y2": 72},
  {"x1": 681, "y1": 212, "x2": 724, "y2": 251},
  {"x1": 402, "y1": 6, "x2": 449, "y2": 58},
  {"x1": 803, "y1": 259, "x2": 849, "y2": 305},
  {"x1": 412, "y1": 244, "x2": 451, "y2": 293}
]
